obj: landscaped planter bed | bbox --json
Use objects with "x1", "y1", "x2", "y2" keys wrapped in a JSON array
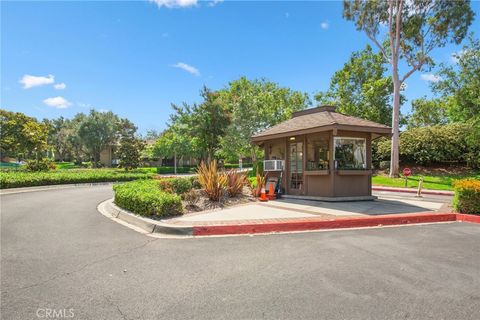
[{"x1": 112, "y1": 170, "x2": 257, "y2": 219}]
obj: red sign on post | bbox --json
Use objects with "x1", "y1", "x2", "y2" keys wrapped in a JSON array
[{"x1": 403, "y1": 168, "x2": 411, "y2": 187}]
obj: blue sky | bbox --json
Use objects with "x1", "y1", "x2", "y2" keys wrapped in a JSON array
[{"x1": 2, "y1": 0, "x2": 479, "y2": 133}]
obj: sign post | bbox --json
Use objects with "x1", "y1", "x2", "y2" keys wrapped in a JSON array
[
  {"x1": 416, "y1": 176, "x2": 424, "y2": 197},
  {"x1": 403, "y1": 168, "x2": 412, "y2": 187}
]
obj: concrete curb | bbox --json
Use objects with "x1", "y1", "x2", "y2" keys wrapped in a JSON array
[
  {"x1": 372, "y1": 186, "x2": 454, "y2": 196},
  {"x1": 456, "y1": 213, "x2": 480, "y2": 224},
  {"x1": 101, "y1": 199, "x2": 193, "y2": 236},
  {"x1": 98, "y1": 198, "x2": 480, "y2": 237},
  {"x1": 192, "y1": 212, "x2": 458, "y2": 236}
]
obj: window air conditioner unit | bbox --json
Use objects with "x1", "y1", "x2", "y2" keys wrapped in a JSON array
[{"x1": 264, "y1": 160, "x2": 284, "y2": 171}]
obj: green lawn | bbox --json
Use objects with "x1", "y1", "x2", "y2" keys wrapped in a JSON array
[
  {"x1": 55, "y1": 162, "x2": 81, "y2": 169},
  {"x1": 372, "y1": 172, "x2": 480, "y2": 191}
]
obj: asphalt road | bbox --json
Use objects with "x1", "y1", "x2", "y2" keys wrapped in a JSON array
[{"x1": 1, "y1": 185, "x2": 479, "y2": 320}]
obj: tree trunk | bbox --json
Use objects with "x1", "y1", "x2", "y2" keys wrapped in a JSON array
[
  {"x1": 93, "y1": 152, "x2": 100, "y2": 168},
  {"x1": 207, "y1": 150, "x2": 212, "y2": 164},
  {"x1": 174, "y1": 152, "x2": 177, "y2": 175},
  {"x1": 251, "y1": 145, "x2": 257, "y2": 163},
  {"x1": 390, "y1": 71, "x2": 401, "y2": 178}
]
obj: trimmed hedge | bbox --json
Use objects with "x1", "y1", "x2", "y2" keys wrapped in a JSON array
[
  {"x1": 223, "y1": 163, "x2": 253, "y2": 169},
  {"x1": 113, "y1": 180, "x2": 183, "y2": 217},
  {"x1": 0, "y1": 169, "x2": 155, "y2": 189},
  {"x1": 155, "y1": 177, "x2": 193, "y2": 194},
  {"x1": 453, "y1": 179, "x2": 480, "y2": 215},
  {"x1": 156, "y1": 166, "x2": 195, "y2": 174}
]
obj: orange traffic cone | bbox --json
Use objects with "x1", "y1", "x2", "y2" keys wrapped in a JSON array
[
  {"x1": 259, "y1": 186, "x2": 268, "y2": 202},
  {"x1": 268, "y1": 183, "x2": 276, "y2": 200}
]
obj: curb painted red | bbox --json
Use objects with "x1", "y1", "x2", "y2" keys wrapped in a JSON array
[
  {"x1": 372, "y1": 186, "x2": 453, "y2": 196},
  {"x1": 456, "y1": 213, "x2": 480, "y2": 224},
  {"x1": 192, "y1": 212, "x2": 458, "y2": 236}
]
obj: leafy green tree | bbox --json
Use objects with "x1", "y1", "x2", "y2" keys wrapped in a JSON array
[
  {"x1": 1, "y1": 109, "x2": 27, "y2": 157},
  {"x1": 67, "y1": 113, "x2": 88, "y2": 165},
  {"x1": 116, "y1": 119, "x2": 145, "y2": 170},
  {"x1": 407, "y1": 97, "x2": 450, "y2": 129},
  {"x1": 170, "y1": 86, "x2": 230, "y2": 161},
  {"x1": 77, "y1": 110, "x2": 119, "y2": 167},
  {"x1": 153, "y1": 127, "x2": 192, "y2": 174},
  {"x1": 21, "y1": 119, "x2": 50, "y2": 160},
  {"x1": 44, "y1": 117, "x2": 74, "y2": 162},
  {"x1": 343, "y1": 0, "x2": 474, "y2": 177},
  {"x1": 144, "y1": 129, "x2": 161, "y2": 142},
  {"x1": 0, "y1": 109, "x2": 49, "y2": 160},
  {"x1": 432, "y1": 35, "x2": 480, "y2": 122},
  {"x1": 219, "y1": 77, "x2": 309, "y2": 161},
  {"x1": 315, "y1": 45, "x2": 400, "y2": 126}
]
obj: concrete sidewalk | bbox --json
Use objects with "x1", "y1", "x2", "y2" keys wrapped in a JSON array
[{"x1": 172, "y1": 191, "x2": 449, "y2": 225}]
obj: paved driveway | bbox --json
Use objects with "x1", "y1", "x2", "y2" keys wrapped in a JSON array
[{"x1": 1, "y1": 185, "x2": 479, "y2": 320}]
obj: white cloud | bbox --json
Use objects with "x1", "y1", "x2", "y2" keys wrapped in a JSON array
[
  {"x1": 149, "y1": 0, "x2": 197, "y2": 8},
  {"x1": 420, "y1": 73, "x2": 442, "y2": 83},
  {"x1": 320, "y1": 21, "x2": 329, "y2": 30},
  {"x1": 19, "y1": 74, "x2": 55, "y2": 89},
  {"x1": 43, "y1": 96, "x2": 72, "y2": 109},
  {"x1": 208, "y1": 0, "x2": 223, "y2": 7},
  {"x1": 53, "y1": 83, "x2": 66, "y2": 90},
  {"x1": 171, "y1": 62, "x2": 200, "y2": 76}
]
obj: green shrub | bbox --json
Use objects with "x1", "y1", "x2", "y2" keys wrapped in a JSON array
[
  {"x1": 189, "y1": 176, "x2": 202, "y2": 189},
  {"x1": 157, "y1": 179, "x2": 174, "y2": 193},
  {"x1": 0, "y1": 169, "x2": 154, "y2": 189},
  {"x1": 453, "y1": 179, "x2": 480, "y2": 215},
  {"x1": 155, "y1": 177, "x2": 192, "y2": 195},
  {"x1": 223, "y1": 163, "x2": 253, "y2": 169},
  {"x1": 372, "y1": 122, "x2": 480, "y2": 168},
  {"x1": 113, "y1": 180, "x2": 183, "y2": 217},
  {"x1": 249, "y1": 161, "x2": 263, "y2": 178},
  {"x1": 248, "y1": 176, "x2": 257, "y2": 188},
  {"x1": 156, "y1": 166, "x2": 195, "y2": 174},
  {"x1": 25, "y1": 158, "x2": 56, "y2": 172},
  {"x1": 171, "y1": 177, "x2": 192, "y2": 194}
]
